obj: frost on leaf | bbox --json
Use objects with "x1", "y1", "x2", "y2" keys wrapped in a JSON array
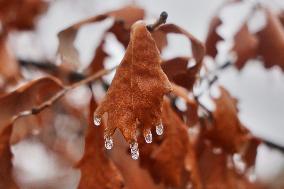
[
  {"x1": 76, "y1": 94, "x2": 124, "y2": 189},
  {"x1": 94, "y1": 21, "x2": 172, "y2": 144},
  {"x1": 139, "y1": 99, "x2": 201, "y2": 189}
]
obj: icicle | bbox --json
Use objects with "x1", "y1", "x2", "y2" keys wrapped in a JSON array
[
  {"x1": 104, "y1": 136, "x2": 113, "y2": 150},
  {"x1": 156, "y1": 123, "x2": 164, "y2": 136},
  {"x1": 93, "y1": 115, "x2": 101, "y2": 126},
  {"x1": 144, "y1": 129, "x2": 152, "y2": 143},
  {"x1": 130, "y1": 142, "x2": 139, "y2": 160}
]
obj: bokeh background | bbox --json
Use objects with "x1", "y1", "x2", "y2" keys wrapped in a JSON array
[{"x1": 7, "y1": 0, "x2": 284, "y2": 188}]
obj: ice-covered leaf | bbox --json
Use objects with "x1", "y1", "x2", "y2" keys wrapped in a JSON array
[{"x1": 94, "y1": 21, "x2": 172, "y2": 145}]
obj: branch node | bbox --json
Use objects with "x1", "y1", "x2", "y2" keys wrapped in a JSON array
[{"x1": 147, "y1": 11, "x2": 168, "y2": 32}]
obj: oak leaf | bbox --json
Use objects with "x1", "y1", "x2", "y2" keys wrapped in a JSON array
[
  {"x1": 76, "y1": 94, "x2": 124, "y2": 189},
  {"x1": 0, "y1": 125, "x2": 19, "y2": 189},
  {"x1": 158, "y1": 24, "x2": 205, "y2": 91},
  {"x1": 94, "y1": 21, "x2": 172, "y2": 143},
  {"x1": 0, "y1": 77, "x2": 63, "y2": 134},
  {"x1": 139, "y1": 99, "x2": 201, "y2": 189},
  {"x1": 203, "y1": 87, "x2": 255, "y2": 154}
]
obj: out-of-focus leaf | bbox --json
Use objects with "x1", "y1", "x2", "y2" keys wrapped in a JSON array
[
  {"x1": 94, "y1": 21, "x2": 172, "y2": 143},
  {"x1": 57, "y1": 5, "x2": 144, "y2": 68},
  {"x1": 76, "y1": 93, "x2": 124, "y2": 189},
  {"x1": 0, "y1": 125, "x2": 19, "y2": 189},
  {"x1": 0, "y1": 77, "x2": 63, "y2": 134},
  {"x1": 233, "y1": 25, "x2": 258, "y2": 69},
  {"x1": 0, "y1": 36, "x2": 20, "y2": 91},
  {"x1": 203, "y1": 87, "x2": 250, "y2": 153},
  {"x1": 139, "y1": 99, "x2": 201, "y2": 189},
  {"x1": 0, "y1": 0, "x2": 47, "y2": 31},
  {"x1": 205, "y1": 16, "x2": 222, "y2": 57},
  {"x1": 256, "y1": 9, "x2": 284, "y2": 71},
  {"x1": 159, "y1": 24, "x2": 205, "y2": 91}
]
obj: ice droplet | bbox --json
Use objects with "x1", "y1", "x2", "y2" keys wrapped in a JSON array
[
  {"x1": 144, "y1": 129, "x2": 152, "y2": 143},
  {"x1": 130, "y1": 142, "x2": 139, "y2": 160},
  {"x1": 104, "y1": 136, "x2": 113, "y2": 150},
  {"x1": 93, "y1": 115, "x2": 101, "y2": 126},
  {"x1": 156, "y1": 123, "x2": 164, "y2": 136}
]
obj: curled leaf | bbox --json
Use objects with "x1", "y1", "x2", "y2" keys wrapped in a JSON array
[
  {"x1": 159, "y1": 24, "x2": 205, "y2": 90},
  {"x1": 0, "y1": 77, "x2": 63, "y2": 134}
]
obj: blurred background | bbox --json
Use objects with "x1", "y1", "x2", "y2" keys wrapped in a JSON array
[{"x1": 4, "y1": 0, "x2": 284, "y2": 188}]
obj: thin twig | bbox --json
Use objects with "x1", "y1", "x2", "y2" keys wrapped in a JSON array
[
  {"x1": 12, "y1": 66, "x2": 117, "y2": 122},
  {"x1": 147, "y1": 11, "x2": 168, "y2": 31}
]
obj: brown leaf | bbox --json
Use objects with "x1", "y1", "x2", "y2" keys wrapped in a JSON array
[
  {"x1": 58, "y1": 5, "x2": 144, "y2": 68},
  {"x1": 0, "y1": 36, "x2": 20, "y2": 89},
  {"x1": 110, "y1": 132, "x2": 166, "y2": 189},
  {"x1": 197, "y1": 142, "x2": 262, "y2": 189},
  {"x1": 205, "y1": 16, "x2": 222, "y2": 57},
  {"x1": 0, "y1": 77, "x2": 63, "y2": 134},
  {"x1": 139, "y1": 99, "x2": 201, "y2": 189},
  {"x1": 256, "y1": 9, "x2": 284, "y2": 71},
  {"x1": 0, "y1": 0, "x2": 47, "y2": 31},
  {"x1": 85, "y1": 38, "x2": 109, "y2": 75},
  {"x1": 233, "y1": 25, "x2": 258, "y2": 69},
  {"x1": 94, "y1": 21, "x2": 172, "y2": 143},
  {"x1": 0, "y1": 125, "x2": 19, "y2": 189},
  {"x1": 204, "y1": 87, "x2": 250, "y2": 153},
  {"x1": 76, "y1": 93, "x2": 124, "y2": 189},
  {"x1": 159, "y1": 24, "x2": 205, "y2": 90}
]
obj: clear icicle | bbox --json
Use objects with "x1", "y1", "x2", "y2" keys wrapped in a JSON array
[
  {"x1": 156, "y1": 123, "x2": 164, "y2": 135},
  {"x1": 130, "y1": 142, "x2": 139, "y2": 160},
  {"x1": 93, "y1": 115, "x2": 101, "y2": 126},
  {"x1": 144, "y1": 129, "x2": 152, "y2": 143},
  {"x1": 104, "y1": 136, "x2": 113, "y2": 150}
]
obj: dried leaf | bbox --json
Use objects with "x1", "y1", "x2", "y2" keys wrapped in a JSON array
[
  {"x1": 159, "y1": 24, "x2": 205, "y2": 90},
  {"x1": 139, "y1": 99, "x2": 201, "y2": 188},
  {"x1": 204, "y1": 87, "x2": 252, "y2": 153},
  {"x1": 205, "y1": 16, "x2": 222, "y2": 57},
  {"x1": 233, "y1": 25, "x2": 258, "y2": 69},
  {"x1": 256, "y1": 9, "x2": 284, "y2": 71},
  {"x1": 76, "y1": 94, "x2": 124, "y2": 189},
  {"x1": 110, "y1": 132, "x2": 166, "y2": 189},
  {"x1": 94, "y1": 21, "x2": 172, "y2": 143},
  {"x1": 197, "y1": 142, "x2": 261, "y2": 189},
  {"x1": 57, "y1": 5, "x2": 144, "y2": 68},
  {"x1": 0, "y1": 0, "x2": 47, "y2": 31},
  {"x1": 0, "y1": 36, "x2": 20, "y2": 89},
  {"x1": 85, "y1": 38, "x2": 109, "y2": 75},
  {"x1": 0, "y1": 125, "x2": 19, "y2": 189},
  {"x1": 0, "y1": 77, "x2": 63, "y2": 134}
]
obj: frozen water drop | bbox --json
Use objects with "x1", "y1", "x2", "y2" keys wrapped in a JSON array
[
  {"x1": 144, "y1": 130, "x2": 152, "y2": 144},
  {"x1": 104, "y1": 136, "x2": 113, "y2": 150},
  {"x1": 130, "y1": 142, "x2": 139, "y2": 160},
  {"x1": 93, "y1": 115, "x2": 101, "y2": 126},
  {"x1": 156, "y1": 123, "x2": 164, "y2": 136}
]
